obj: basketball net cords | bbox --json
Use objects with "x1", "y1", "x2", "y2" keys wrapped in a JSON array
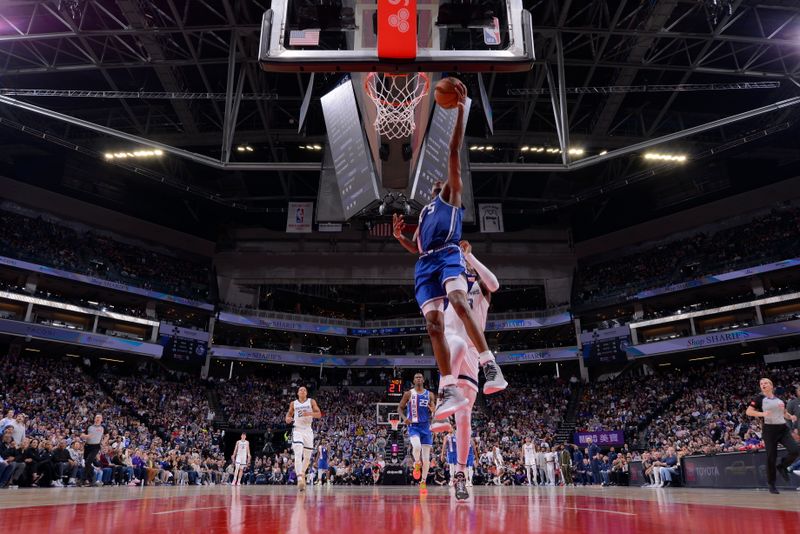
[{"x1": 365, "y1": 73, "x2": 430, "y2": 140}]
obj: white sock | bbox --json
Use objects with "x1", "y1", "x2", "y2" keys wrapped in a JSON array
[
  {"x1": 478, "y1": 351, "x2": 495, "y2": 366},
  {"x1": 441, "y1": 374, "x2": 457, "y2": 387}
]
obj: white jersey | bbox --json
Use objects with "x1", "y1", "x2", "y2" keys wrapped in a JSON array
[
  {"x1": 523, "y1": 444, "x2": 536, "y2": 465},
  {"x1": 444, "y1": 280, "x2": 488, "y2": 342},
  {"x1": 235, "y1": 440, "x2": 249, "y2": 464},
  {"x1": 293, "y1": 399, "x2": 314, "y2": 430},
  {"x1": 493, "y1": 448, "x2": 504, "y2": 467}
]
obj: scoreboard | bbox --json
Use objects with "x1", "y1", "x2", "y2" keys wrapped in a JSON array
[
  {"x1": 386, "y1": 378, "x2": 404, "y2": 398},
  {"x1": 580, "y1": 326, "x2": 631, "y2": 366}
]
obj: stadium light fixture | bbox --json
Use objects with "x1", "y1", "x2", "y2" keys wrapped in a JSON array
[
  {"x1": 568, "y1": 148, "x2": 584, "y2": 155},
  {"x1": 643, "y1": 152, "x2": 688, "y2": 163},
  {"x1": 599, "y1": 150, "x2": 607, "y2": 155},
  {"x1": 103, "y1": 149, "x2": 164, "y2": 160}
]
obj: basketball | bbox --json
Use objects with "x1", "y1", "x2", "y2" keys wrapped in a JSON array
[{"x1": 434, "y1": 77, "x2": 464, "y2": 109}]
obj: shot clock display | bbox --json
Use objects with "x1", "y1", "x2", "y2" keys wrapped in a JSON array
[{"x1": 387, "y1": 378, "x2": 404, "y2": 398}]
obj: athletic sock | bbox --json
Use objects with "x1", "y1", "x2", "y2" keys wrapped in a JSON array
[{"x1": 441, "y1": 374, "x2": 457, "y2": 387}]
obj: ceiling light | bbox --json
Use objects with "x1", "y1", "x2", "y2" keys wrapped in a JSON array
[
  {"x1": 237, "y1": 146, "x2": 245, "y2": 152},
  {"x1": 24, "y1": 347, "x2": 40, "y2": 352},
  {"x1": 470, "y1": 145, "x2": 479, "y2": 151},
  {"x1": 643, "y1": 152, "x2": 688, "y2": 163},
  {"x1": 313, "y1": 144, "x2": 322, "y2": 151},
  {"x1": 568, "y1": 148, "x2": 585, "y2": 155},
  {"x1": 485, "y1": 145, "x2": 494, "y2": 151},
  {"x1": 521, "y1": 146, "x2": 530, "y2": 152},
  {"x1": 103, "y1": 149, "x2": 164, "y2": 160},
  {"x1": 599, "y1": 150, "x2": 607, "y2": 155}
]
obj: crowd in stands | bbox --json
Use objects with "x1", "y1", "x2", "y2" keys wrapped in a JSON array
[
  {"x1": 575, "y1": 205, "x2": 800, "y2": 307},
  {"x1": 1, "y1": 354, "x2": 225, "y2": 489},
  {"x1": 4, "y1": 348, "x2": 800, "y2": 490},
  {"x1": 576, "y1": 370, "x2": 689, "y2": 443},
  {"x1": 639, "y1": 362, "x2": 800, "y2": 455},
  {"x1": 0, "y1": 207, "x2": 210, "y2": 301}
]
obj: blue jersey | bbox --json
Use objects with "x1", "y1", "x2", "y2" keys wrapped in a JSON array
[
  {"x1": 417, "y1": 194, "x2": 463, "y2": 253},
  {"x1": 406, "y1": 389, "x2": 431, "y2": 425},
  {"x1": 446, "y1": 435, "x2": 458, "y2": 455},
  {"x1": 318, "y1": 447, "x2": 329, "y2": 469}
]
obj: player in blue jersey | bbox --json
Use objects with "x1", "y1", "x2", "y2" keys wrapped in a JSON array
[
  {"x1": 398, "y1": 373, "x2": 437, "y2": 493},
  {"x1": 392, "y1": 77, "x2": 507, "y2": 421},
  {"x1": 315, "y1": 441, "x2": 329, "y2": 485},
  {"x1": 440, "y1": 431, "x2": 458, "y2": 485}
]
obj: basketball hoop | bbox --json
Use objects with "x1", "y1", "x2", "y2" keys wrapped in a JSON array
[
  {"x1": 365, "y1": 72, "x2": 430, "y2": 140},
  {"x1": 388, "y1": 412, "x2": 402, "y2": 431}
]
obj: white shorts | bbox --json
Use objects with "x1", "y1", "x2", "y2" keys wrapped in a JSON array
[
  {"x1": 524, "y1": 458, "x2": 536, "y2": 468},
  {"x1": 292, "y1": 427, "x2": 314, "y2": 450},
  {"x1": 447, "y1": 334, "x2": 479, "y2": 392}
]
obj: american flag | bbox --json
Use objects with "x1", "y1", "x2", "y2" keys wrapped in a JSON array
[
  {"x1": 369, "y1": 222, "x2": 393, "y2": 238},
  {"x1": 289, "y1": 29, "x2": 320, "y2": 46}
]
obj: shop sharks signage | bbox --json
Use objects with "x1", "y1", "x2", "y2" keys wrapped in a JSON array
[{"x1": 627, "y1": 319, "x2": 800, "y2": 357}]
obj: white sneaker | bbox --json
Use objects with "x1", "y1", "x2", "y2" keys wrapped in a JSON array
[
  {"x1": 430, "y1": 421, "x2": 453, "y2": 433},
  {"x1": 433, "y1": 384, "x2": 469, "y2": 420},
  {"x1": 481, "y1": 359, "x2": 508, "y2": 395}
]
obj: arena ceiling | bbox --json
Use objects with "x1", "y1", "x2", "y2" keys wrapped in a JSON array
[{"x1": 0, "y1": 0, "x2": 798, "y2": 239}]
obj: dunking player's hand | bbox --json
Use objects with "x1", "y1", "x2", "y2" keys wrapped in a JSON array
[
  {"x1": 459, "y1": 240, "x2": 472, "y2": 255},
  {"x1": 392, "y1": 213, "x2": 405, "y2": 239},
  {"x1": 452, "y1": 79, "x2": 467, "y2": 106}
]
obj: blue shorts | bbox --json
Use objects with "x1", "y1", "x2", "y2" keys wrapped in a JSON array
[
  {"x1": 407, "y1": 423, "x2": 433, "y2": 446},
  {"x1": 447, "y1": 453, "x2": 457, "y2": 465},
  {"x1": 318, "y1": 462, "x2": 329, "y2": 470},
  {"x1": 467, "y1": 451, "x2": 475, "y2": 467},
  {"x1": 414, "y1": 245, "x2": 467, "y2": 309}
]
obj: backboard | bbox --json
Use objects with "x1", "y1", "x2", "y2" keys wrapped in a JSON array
[{"x1": 259, "y1": 0, "x2": 535, "y2": 73}]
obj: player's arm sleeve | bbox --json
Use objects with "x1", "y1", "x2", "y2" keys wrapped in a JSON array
[{"x1": 464, "y1": 252, "x2": 499, "y2": 293}]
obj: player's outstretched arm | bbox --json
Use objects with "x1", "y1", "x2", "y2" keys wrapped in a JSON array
[
  {"x1": 443, "y1": 79, "x2": 467, "y2": 208},
  {"x1": 393, "y1": 213, "x2": 418, "y2": 255},
  {"x1": 460, "y1": 240, "x2": 499, "y2": 294},
  {"x1": 285, "y1": 402, "x2": 294, "y2": 424}
]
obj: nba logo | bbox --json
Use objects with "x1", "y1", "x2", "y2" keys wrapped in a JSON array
[
  {"x1": 484, "y1": 17, "x2": 501, "y2": 46},
  {"x1": 296, "y1": 207, "x2": 304, "y2": 224}
]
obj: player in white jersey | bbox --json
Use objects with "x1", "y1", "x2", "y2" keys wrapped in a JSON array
[
  {"x1": 522, "y1": 437, "x2": 537, "y2": 486},
  {"x1": 442, "y1": 239, "x2": 505, "y2": 500},
  {"x1": 232, "y1": 433, "x2": 251, "y2": 486},
  {"x1": 285, "y1": 386, "x2": 321, "y2": 491}
]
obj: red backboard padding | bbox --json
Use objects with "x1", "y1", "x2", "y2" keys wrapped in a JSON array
[{"x1": 377, "y1": 0, "x2": 417, "y2": 59}]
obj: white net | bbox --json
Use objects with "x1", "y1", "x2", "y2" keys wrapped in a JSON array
[{"x1": 365, "y1": 73, "x2": 430, "y2": 140}]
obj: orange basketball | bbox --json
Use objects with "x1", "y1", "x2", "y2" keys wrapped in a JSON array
[{"x1": 434, "y1": 77, "x2": 464, "y2": 109}]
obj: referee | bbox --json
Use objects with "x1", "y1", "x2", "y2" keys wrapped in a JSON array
[
  {"x1": 80, "y1": 414, "x2": 105, "y2": 487},
  {"x1": 746, "y1": 378, "x2": 799, "y2": 494}
]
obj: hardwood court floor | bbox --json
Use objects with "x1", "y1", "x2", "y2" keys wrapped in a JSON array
[{"x1": 1, "y1": 484, "x2": 798, "y2": 534}]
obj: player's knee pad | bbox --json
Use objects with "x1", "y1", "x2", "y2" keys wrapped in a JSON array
[
  {"x1": 444, "y1": 276, "x2": 468, "y2": 296},
  {"x1": 421, "y1": 299, "x2": 445, "y2": 316}
]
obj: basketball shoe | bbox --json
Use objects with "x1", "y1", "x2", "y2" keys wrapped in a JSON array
[
  {"x1": 454, "y1": 472, "x2": 469, "y2": 500},
  {"x1": 434, "y1": 384, "x2": 469, "y2": 420},
  {"x1": 481, "y1": 359, "x2": 508, "y2": 395}
]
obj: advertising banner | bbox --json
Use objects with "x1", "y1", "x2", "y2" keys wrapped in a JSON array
[
  {"x1": 0, "y1": 317, "x2": 162, "y2": 357},
  {"x1": 682, "y1": 451, "x2": 799, "y2": 489},
  {"x1": 627, "y1": 319, "x2": 800, "y2": 357},
  {"x1": 573, "y1": 430, "x2": 625, "y2": 447},
  {"x1": 0, "y1": 255, "x2": 213, "y2": 310}
]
